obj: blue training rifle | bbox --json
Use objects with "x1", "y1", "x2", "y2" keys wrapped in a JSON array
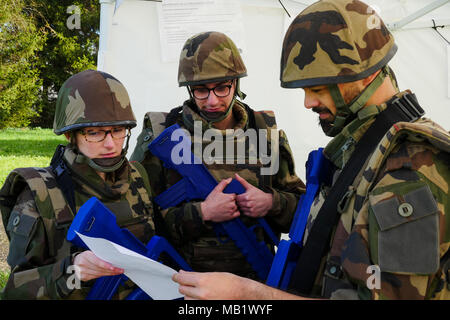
[
  {"x1": 148, "y1": 123, "x2": 279, "y2": 280},
  {"x1": 67, "y1": 196, "x2": 191, "y2": 300},
  {"x1": 266, "y1": 148, "x2": 332, "y2": 289}
]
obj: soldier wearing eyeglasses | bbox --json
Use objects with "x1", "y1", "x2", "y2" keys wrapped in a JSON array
[
  {"x1": 130, "y1": 31, "x2": 305, "y2": 279},
  {"x1": 0, "y1": 70, "x2": 157, "y2": 299}
]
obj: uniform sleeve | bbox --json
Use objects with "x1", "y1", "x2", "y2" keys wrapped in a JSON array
[
  {"x1": 341, "y1": 141, "x2": 449, "y2": 300},
  {"x1": 137, "y1": 152, "x2": 206, "y2": 244},
  {"x1": 1, "y1": 187, "x2": 79, "y2": 300},
  {"x1": 263, "y1": 129, "x2": 306, "y2": 233}
]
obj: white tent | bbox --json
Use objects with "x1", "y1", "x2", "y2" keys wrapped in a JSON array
[{"x1": 97, "y1": 0, "x2": 450, "y2": 179}]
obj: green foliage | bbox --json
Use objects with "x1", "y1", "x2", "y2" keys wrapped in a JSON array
[
  {"x1": 0, "y1": 0, "x2": 45, "y2": 128},
  {"x1": 29, "y1": 0, "x2": 100, "y2": 128},
  {"x1": 0, "y1": 0, "x2": 100, "y2": 129},
  {"x1": 0, "y1": 271, "x2": 8, "y2": 293}
]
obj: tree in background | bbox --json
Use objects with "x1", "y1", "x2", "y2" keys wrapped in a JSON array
[
  {"x1": 29, "y1": 0, "x2": 100, "y2": 128},
  {"x1": 27, "y1": 0, "x2": 100, "y2": 128},
  {"x1": 0, "y1": 0, "x2": 99, "y2": 129},
  {"x1": 0, "y1": 0, "x2": 44, "y2": 128}
]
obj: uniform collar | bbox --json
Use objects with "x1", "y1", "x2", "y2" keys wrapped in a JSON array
[
  {"x1": 63, "y1": 144, "x2": 131, "y2": 199},
  {"x1": 182, "y1": 99, "x2": 249, "y2": 133},
  {"x1": 324, "y1": 101, "x2": 389, "y2": 169}
]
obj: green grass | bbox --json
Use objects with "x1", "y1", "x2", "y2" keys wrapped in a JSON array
[
  {"x1": 0, "y1": 128, "x2": 66, "y2": 186},
  {"x1": 0, "y1": 271, "x2": 8, "y2": 292}
]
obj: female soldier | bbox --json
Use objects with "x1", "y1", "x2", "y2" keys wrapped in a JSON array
[{"x1": 0, "y1": 70, "x2": 156, "y2": 299}]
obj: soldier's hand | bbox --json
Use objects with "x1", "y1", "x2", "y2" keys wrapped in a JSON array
[
  {"x1": 235, "y1": 174, "x2": 273, "y2": 218},
  {"x1": 73, "y1": 250, "x2": 124, "y2": 282},
  {"x1": 172, "y1": 270, "x2": 250, "y2": 300},
  {"x1": 173, "y1": 270, "x2": 316, "y2": 300},
  {"x1": 201, "y1": 178, "x2": 240, "y2": 222}
]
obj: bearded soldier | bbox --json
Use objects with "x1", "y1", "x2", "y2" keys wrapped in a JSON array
[
  {"x1": 172, "y1": 0, "x2": 450, "y2": 300},
  {"x1": 131, "y1": 31, "x2": 305, "y2": 279},
  {"x1": 0, "y1": 70, "x2": 157, "y2": 299}
]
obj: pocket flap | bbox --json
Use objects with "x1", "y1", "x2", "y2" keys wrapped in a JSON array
[
  {"x1": 371, "y1": 185, "x2": 438, "y2": 231},
  {"x1": 7, "y1": 211, "x2": 37, "y2": 237}
]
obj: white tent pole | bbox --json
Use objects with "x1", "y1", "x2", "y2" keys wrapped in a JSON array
[
  {"x1": 391, "y1": 18, "x2": 450, "y2": 30},
  {"x1": 98, "y1": 0, "x2": 115, "y2": 71},
  {"x1": 387, "y1": 0, "x2": 450, "y2": 31}
]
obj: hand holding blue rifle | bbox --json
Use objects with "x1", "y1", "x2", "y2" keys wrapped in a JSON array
[
  {"x1": 266, "y1": 148, "x2": 332, "y2": 289},
  {"x1": 148, "y1": 123, "x2": 279, "y2": 280},
  {"x1": 67, "y1": 196, "x2": 191, "y2": 300}
]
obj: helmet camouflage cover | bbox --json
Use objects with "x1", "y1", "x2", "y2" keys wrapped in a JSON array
[
  {"x1": 280, "y1": 0, "x2": 397, "y2": 88},
  {"x1": 53, "y1": 69, "x2": 136, "y2": 135},
  {"x1": 178, "y1": 31, "x2": 247, "y2": 86}
]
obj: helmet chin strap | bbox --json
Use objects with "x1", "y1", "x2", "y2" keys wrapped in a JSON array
[
  {"x1": 199, "y1": 95, "x2": 236, "y2": 124},
  {"x1": 87, "y1": 156, "x2": 124, "y2": 173},
  {"x1": 326, "y1": 66, "x2": 388, "y2": 137},
  {"x1": 235, "y1": 77, "x2": 246, "y2": 100}
]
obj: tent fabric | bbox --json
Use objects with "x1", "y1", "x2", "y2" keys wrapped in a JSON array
[{"x1": 98, "y1": 0, "x2": 450, "y2": 178}]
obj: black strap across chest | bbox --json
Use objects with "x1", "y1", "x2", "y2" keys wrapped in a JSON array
[
  {"x1": 50, "y1": 144, "x2": 76, "y2": 214},
  {"x1": 288, "y1": 93, "x2": 424, "y2": 295}
]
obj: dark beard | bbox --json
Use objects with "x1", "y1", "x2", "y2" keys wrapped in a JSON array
[
  {"x1": 319, "y1": 117, "x2": 334, "y2": 135},
  {"x1": 319, "y1": 112, "x2": 357, "y2": 137},
  {"x1": 312, "y1": 106, "x2": 335, "y2": 135},
  {"x1": 313, "y1": 84, "x2": 363, "y2": 136}
]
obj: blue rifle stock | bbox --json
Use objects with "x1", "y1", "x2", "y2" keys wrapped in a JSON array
[
  {"x1": 67, "y1": 196, "x2": 191, "y2": 300},
  {"x1": 266, "y1": 148, "x2": 331, "y2": 289},
  {"x1": 148, "y1": 123, "x2": 278, "y2": 280}
]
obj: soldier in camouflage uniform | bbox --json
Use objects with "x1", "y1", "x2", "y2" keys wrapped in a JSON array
[
  {"x1": 0, "y1": 70, "x2": 157, "y2": 299},
  {"x1": 172, "y1": 0, "x2": 450, "y2": 299},
  {"x1": 131, "y1": 31, "x2": 305, "y2": 278}
]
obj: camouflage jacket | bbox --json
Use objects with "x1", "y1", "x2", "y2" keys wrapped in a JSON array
[
  {"x1": 302, "y1": 91, "x2": 450, "y2": 299},
  {"x1": 130, "y1": 100, "x2": 305, "y2": 278},
  {"x1": 0, "y1": 145, "x2": 155, "y2": 299}
]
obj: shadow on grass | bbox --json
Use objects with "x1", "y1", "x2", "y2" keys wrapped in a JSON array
[{"x1": 0, "y1": 139, "x2": 66, "y2": 157}]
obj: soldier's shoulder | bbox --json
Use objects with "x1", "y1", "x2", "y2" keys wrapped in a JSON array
[
  {"x1": 1, "y1": 167, "x2": 53, "y2": 231},
  {"x1": 252, "y1": 109, "x2": 277, "y2": 128},
  {"x1": 130, "y1": 110, "x2": 171, "y2": 162},
  {"x1": 142, "y1": 111, "x2": 169, "y2": 131},
  {"x1": 1, "y1": 167, "x2": 53, "y2": 197},
  {"x1": 371, "y1": 118, "x2": 449, "y2": 215},
  {"x1": 393, "y1": 118, "x2": 450, "y2": 152}
]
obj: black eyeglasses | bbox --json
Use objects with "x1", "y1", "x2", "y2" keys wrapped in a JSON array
[
  {"x1": 80, "y1": 127, "x2": 130, "y2": 143},
  {"x1": 191, "y1": 83, "x2": 233, "y2": 100}
]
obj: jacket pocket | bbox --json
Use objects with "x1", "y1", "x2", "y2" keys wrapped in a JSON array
[
  {"x1": 369, "y1": 184, "x2": 439, "y2": 274},
  {"x1": 6, "y1": 211, "x2": 38, "y2": 266}
]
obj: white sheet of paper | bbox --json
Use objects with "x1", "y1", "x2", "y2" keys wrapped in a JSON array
[{"x1": 76, "y1": 232, "x2": 182, "y2": 300}]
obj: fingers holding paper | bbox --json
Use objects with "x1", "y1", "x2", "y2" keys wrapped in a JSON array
[
  {"x1": 73, "y1": 250, "x2": 124, "y2": 281},
  {"x1": 172, "y1": 270, "x2": 250, "y2": 300}
]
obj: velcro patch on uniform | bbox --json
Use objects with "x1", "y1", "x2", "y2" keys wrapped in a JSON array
[
  {"x1": 6, "y1": 211, "x2": 38, "y2": 267},
  {"x1": 7, "y1": 211, "x2": 37, "y2": 237},
  {"x1": 370, "y1": 185, "x2": 439, "y2": 274}
]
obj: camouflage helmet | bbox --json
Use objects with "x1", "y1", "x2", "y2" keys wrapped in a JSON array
[
  {"x1": 178, "y1": 31, "x2": 247, "y2": 87},
  {"x1": 53, "y1": 69, "x2": 136, "y2": 135},
  {"x1": 280, "y1": 0, "x2": 397, "y2": 88}
]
